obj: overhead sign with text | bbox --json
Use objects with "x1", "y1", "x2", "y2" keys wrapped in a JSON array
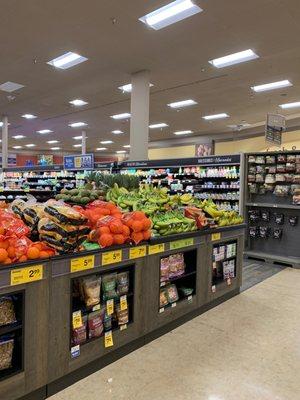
[{"x1": 64, "y1": 154, "x2": 94, "y2": 170}]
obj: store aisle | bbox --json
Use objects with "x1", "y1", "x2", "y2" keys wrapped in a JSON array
[{"x1": 49, "y1": 268, "x2": 300, "y2": 400}]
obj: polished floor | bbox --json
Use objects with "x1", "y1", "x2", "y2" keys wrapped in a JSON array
[{"x1": 50, "y1": 266, "x2": 300, "y2": 400}]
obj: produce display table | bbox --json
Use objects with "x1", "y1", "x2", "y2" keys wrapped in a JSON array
[{"x1": 0, "y1": 225, "x2": 245, "y2": 400}]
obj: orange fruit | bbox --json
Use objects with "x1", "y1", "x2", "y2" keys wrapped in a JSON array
[
  {"x1": 131, "y1": 232, "x2": 144, "y2": 244},
  {"x1": 142, "y1": 218, "x2": 152, "y2": 231},
  {"x1": 33, "y1": 243, "x2": 43, "y2": 251},
  {"x1": 0, "y1": 248, "x2": 8, "y2": 263},
  {"x1": 122, "y1": 225, "x2": 130, "y2": 237},
  {"x1": 133, "y1": 211, "x2": 145, "y2": 221},
  {"x1": 99, "y1": 226, "x2": 110, "y2": 235},
  {"x1": 39, "y1": 250, "x2": 50, "y2": 259},
  {"x1": 7, "y1": 246, "x2": 16, "y2": 260},
  {"x1": 131, "y1": 220, "x2": 143, "y2": 233},
  {"x1": 109, "y1": 221, "x2": 124, "y2": 234},
  {"x1": 27, "y1": 246, "x2": 40, "y2": 260},
  {"x1": 143, "y1": 230, "x2": 151, "y2": 241},
  {"x1": 3, "y1": 257, "x2": 12, "y2": 265},
  {"x1": 113, "y1": 234, "x2": 125, "y2": 245},
  {"x1": 0, "y1": 240, "x2": 9, "y2": 250},
  {"x1": 98, "y1": 233, "x2": 114, "y2": 248},
  {"x1": 0, "y1": 227, "x2": 5, "y2": 235},
  {"x1": 18, "y1": 255, "x2": 28, "y2": 263}
]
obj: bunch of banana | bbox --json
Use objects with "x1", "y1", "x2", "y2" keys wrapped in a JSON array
[
  {"x1": 106, "y1": 183, "x2": 129, "y2": 203},
  {"x1": 151, "y1": 210, "x2": 197, "y2": 236},
  {"x1": 179, "y1": 193, "x2": 194, "y2": 205},
  {"x1": 132, "y1": 200, "x2": 160, "y2": 216}
]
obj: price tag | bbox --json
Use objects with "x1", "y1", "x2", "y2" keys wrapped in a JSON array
[
  {"x1": 120, "y1": 295, "x2": 128, "y2": 311},
  {"x1": 92, "y1": 304, "x2": 101, "y2": 312},
  {"x1": 211, "y1": 233, "x2": 221, "y2": 241},
  {"x1": 159, "y1": 308, "x2": 165, "y2": 314},
  {"x1": 102, "y1": 250, "x2": 122, "y2": 265},
  {"x1": 170, "y1": 238, "x2": 194, "y2": 250},
  {"x1": 71, "y1": 345, "x2": 80, "y2": 358},
  {"x1": 227, "y1": 278, "x2": 232, "y2": 286},
  {"x1": 148, "y1": 243, "x2": 165, "y2": 255},
  {"x1": 120, "y1": 324, "x2": 127, "y2": 331},
  {"x1": 11, "y1": 265, "x2": 43, "y2": 286},
  {"x1": 104, "y1": 331, "x2": 114, "y2": 348},
  {"x1": 171, "y1": 302, "x2": 177, "y2": 308},
  {"x1": 24, "y1": 188, "x2": 30, "y2": 193},
  {"x1": 71, "y1": 255, "x2": 95, "y2": 273},
  {"x1": 212, "y1": 285, "x2": 216, "y2": 293},
  {"x1": 188, "y1": 295, "x2": 193, "y2": 302},
  {"x1": 0, "y1": 187, "x2": 3, "y2": 192},
  {"x1": 72, "y1": 311, "x2": 83, "y2": 329},
  {"x1": 106, "y1": 299, "x2": 114, "y2": 315},
  {"x1": 129, "y1": 246, "x2": 147, "y2": 259}
]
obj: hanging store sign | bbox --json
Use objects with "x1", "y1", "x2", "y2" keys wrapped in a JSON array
[
  {"x1": 64, "y1": 154, "x2": 94, "y2": 170},
  {"x1": 265, "y1": 114, "x2": 285, "y2": 146}
]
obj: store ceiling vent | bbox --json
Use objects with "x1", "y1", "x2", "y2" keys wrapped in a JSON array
[{"x1": 0, "y1": 81, "x2": 25, "y2": 92}]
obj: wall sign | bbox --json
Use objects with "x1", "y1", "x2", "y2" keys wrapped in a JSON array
[{"x1": 64, "y1": 154, "x2": 94, "y2": 170}]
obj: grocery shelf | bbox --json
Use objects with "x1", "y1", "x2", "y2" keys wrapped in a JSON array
[
  {"x1": 246, "y1": 202, "x2": 299, "y2": 210},
  {"x1": 160, "y1": 270, "x2": 197, "y2": 287},
  {"x1": 0, "y1": 322, "x2": 22, "y2": 336}
]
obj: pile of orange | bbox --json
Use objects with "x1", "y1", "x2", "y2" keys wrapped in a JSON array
[{"x1": 0, "y1": 239, "x2": 55, "y2": 265}]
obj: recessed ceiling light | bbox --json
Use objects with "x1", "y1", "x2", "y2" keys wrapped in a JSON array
[
  {"x1": 12, "y1": 135, "x2": 25, "y2": 139},
  {"x1": 47, "y1": 52, "x2": 88, "y2": 69},
  {"x1": 168, "y1": 99, "x2": 197, "y2": 108},
  {"x1": 174, "y1": 130, "x2": 193, "y2": 135},
  {"x1": 13, "y1": 146, "x2": 22, "y2": 149},
  {"x1": 149, "y1": 123, "x2": 168, "y2": 129},
  {"x1": 51, "y1": 147, "x2": 61, "y2": 150},
  {"x1": 139, "y1": 0, "x2": 203, "y2": 30},
  {"x1": 0, "y1": 81, "x2": 25, "y2": 92},
  {"x1": 96, "y1": 147, "x2": 107, "y2": 151},
  {"x1": 279, "y1": 101, "x2": 300, "y2": 109},
  {"x1": 69, "y1": 122, "x2": 87, "y2": 128},
  {"x1": 209, "y1": 49, "x2": 259, "y2": 68},
  {"x1": 110, "y1": 113, "x2": 131, "y2": 120},
  {"x1": 251, "y1": 80, "x2": 292, "y2": 92},
  {"x1": 25, "y1": 144, "x2": 36, "y2": 147},
  {"x1": 69, "y1": 99, "x2": 88, "y2": 106},
  {"x1": 112, "y1": 130, "x2": 124, "y2": 135},
  {"x1": 47, "y1": 140, "x2": 59, "y2": 144},
  {"x1": 73, "y1": 144, "x2": 82, "y2": 148},
  {"x1": 37, "y1": 129, "x2": 53, "y2": 134},
  {"x1": 101, "y1": 140, "x2": 113, "y2": 144},
  {"x1": 123, "y1": 145, "x2": 131, "y2": 148},
  {"x1": 203, "y1": 113, "x2": 229, "y2": 120},
  {"x1": 118, "y1": 83, "x2": 154, "y2": 92},
  {"x1": 73, "y1": 135, "x2": 85, "y2": 140},
  {"x1": 116, "y1": 150, "x2": 126, "y2": 154},
  {"x1": 22, "y1": 114, "x2": 37, "y2": 119}
]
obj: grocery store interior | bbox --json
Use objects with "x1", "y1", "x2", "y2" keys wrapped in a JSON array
[{"x1": 0, "y1": 1, "x2": 299, "y2": 400}]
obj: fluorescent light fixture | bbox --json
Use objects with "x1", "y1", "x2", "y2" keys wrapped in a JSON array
[
  {"x1": 118, "y1": 83, "x2": 153, "y2": 92},
  {"x1": 149, "y1": 123, "x2": 168, "y2": 129},
  {"x1": 69, "y1": 99, "x2": 88, "y2": 106},
  {"x1": 25, "y1": 144, "x2": 36, "y2": 147},
  {"x1": 47, "y1": 52, "x2": 88, "y2": 69},
  {"x1": 96, "y1": 147, "x2": 107, "y2": 151},
  {"x1": 110, "y1": 113, "x2": 131, "y2": 120},
  {"x1": 37, "y1": 129, "x2": 53, "y2": 134},
  {"x1": 123, "y1": 145, "x2": 131, "y2": 148},
  {"x1": 112, "y1": 130, "x2": 124, "y2": 135},
  {"x1": 73, "y1": 144, "x2": 82, "y2": 148},
  {"x1": 116, "y1": 150, "x2": 126, "y2": 154},
  {"x1": 73, "y1": 135, "x2": 84, "y2": 140},
  {"x1": 68, "y1": 122, "x2": 87, "y2": 128},
  {"x1": 209, "y1": 49, "x2": 259, "y2": 68},
  {"x1": 251, "y1": 80, "x2": 292, "y2": 92},
  {"x1": 174, "y1": 130, "x2": 193, "y2": 135},
  {"x1": 47, "y1": 140, "x2": 59, "y2": 144},
  {"x1": 139, "y1": 0, "x2": 203, "y2": 30},
  {"x1": 203, "y1": 113, "x2": 229, "y2": 120},
  {"x1": 168, "y1": 99, "x2": 197, "y2": 108},
  {"x1": 12, "y1": 135, "x2": 25, "y2": 139},
  {"x1": 0, "y1": 81, "x2": 25, "y2": 92},
  {"x1": 13, "y1": 146, "x2": 22, "y2": 149},
  {"x1": 51, "y1": 147, "x2": 61, "y2": 150},
  {"x1": 22, "y1": 114, "x2": 37, "y2": 119},
  {"x1": 279, "y1": 101, "x2": 300, "y2": 109},
  {"x1": 101, "y1": 140, "x2": 113, "y2": 144}
]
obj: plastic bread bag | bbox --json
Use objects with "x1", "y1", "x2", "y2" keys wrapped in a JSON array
[
  {"x1": 102, "y1": 273, "x2": 118, "y2": 301},
  {"x1": 10, "y1": 198, "x2": 26, "y2": 219},
  {"x1": 88, "y1": 308, "x2": 105, "y2": 339},
  {"x1": 0, "y1": 297, "x2": 16, "y2": 326},
  {"x1": 38, "y1": 218, "x2": 89, "y2": 241},
  {"x1": 82, "y1": 276, "x2": 101, "y2": 308},
  {"x1": 0, "y1": 337, "x2": 14, "y2": 371},
  {"x1": 44, "y1": 205, "x2": 87, "y2": 226},
  {"x1": 117, "y1": 272, "x2": 129, "y2": 296}
]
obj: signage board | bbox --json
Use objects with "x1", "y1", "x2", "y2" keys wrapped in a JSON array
[
  {"x1": 64, "y1": 154, "x2": 94, "y2": 170},
  {"x1": 265, "y1": 114, "x2": 285, "y2": 146}
]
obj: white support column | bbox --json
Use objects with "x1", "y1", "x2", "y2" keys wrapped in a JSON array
[
  {"x1": 2, "y1": 116, "x2": 8, "y2": 168},
  {"x1": 81, "y1": 131, "x2": 86, "y2": 154},
  {"x1": 129, "y1": 70, "x2": 150, "y2": 160}
]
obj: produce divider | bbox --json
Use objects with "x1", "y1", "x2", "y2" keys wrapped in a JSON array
[{"x1": 0, "y1": 225, "x2": 244, "y2": 400}]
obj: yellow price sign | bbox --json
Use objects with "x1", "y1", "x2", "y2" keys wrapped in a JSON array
[
  {"x1": 120, "y1": 295, "x2": 128, "y2": 311},
  {"x1": 72, "y1": 311, "x2": 83, "y2": 329},
  {"x1": 129, "y1": 246, "x2": 147, "y2": 260},
  {"x1": 0, "y1": 187, "x2": 3, "y2": 192},
  {"x1": 211, "y1": 233, "x2": 221, "y2": 241},
  {"x1": 148, "y1": 243, "x2": 165, "y2": 255},
  {"x1": 74, "y1": 157, "x2": 82, "y2": 168},
  {"x1": 170, "y1": 238, "x2": 194, "y2": 250},
  {"x1": 24, "y1": 188, "x2": 30, "y2": 193},
  {"x1": 106, "y1": 299, "x2": 114, "y2": 316},
  {"x1": 11, "y1": 265, "x2": 43, "y2": 286},
  {"x1": 71, "y1": 255, "x2": 95, "y2": 273},
  {"x1": 104, "y1": 331, "x2": 114, "y2": 348},
  {"x1": 102, "y1": 250, "x2": 122, "y2": 266}
]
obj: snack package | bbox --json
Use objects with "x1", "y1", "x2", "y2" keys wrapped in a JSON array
[
  {"x1": 288, "y1": 216, "x2": 298, "y2": 226},
  {"x1": 169, "y1": 253, "x2": 185, "y2": 278},
  {"x1": 0, "y1": 297, "x2": 16, "y2": 326},
  {"x1": 274, "y1": 213, "x2": 284, "y2": 225},
  {"x1": 103, "y1": 313, "x2": 112, "y2": 331},
  {"x1": 249, "y1": 226, "x2": 258, "y2": 238},
  {"x1": 287, "y1": 155, "x2": 296, "y2": 163},
  {"x1": 160, "y1": 257, "x2": 170, "y2": 282},
  {"x1": 274, "y1": 185, "x2": 290, "y2": 197},
  {"x1": 248, "y1": 155, "x2": 256, "y2": 163},
  {"x1": 102, "y1": 274, "x2": 118, "y2": 301},
  {"x1": 166, "y1": 284, "x2": 179, "y2": 303},
  {"x1": 248, "y1": 210, "x2": 260, "y2": 222},
  {"x1": 88, "y1": 308, "x2": 105, "y2": 339},
  {"x1": 273, "y1": 229, "x2": 283, "y2": 239},
  {"x1": 259, "y1": 226, "x2": 270, "y2": 238},
  {"x1": 223, "y1": 260, "x2": 235, "y2": 279},
  {"x1": 277, "y1": 154, "x2": 286, "y2": 163},
  {"x1": 72, "y1": 315, "x2": 88, "y2": 345},
  {"x1": 178, "y1": 287, "x2": 194, "y2": 297},
  {"x1": 159, "y1": 288, "x2": 169, "y2": 307},
  {"x1": 82, "y1": 276, "x2": 101, "y2": 308},
  {"x1": 255, "y1": 156, "x2": 265, "y2": 164},
  {"x1": 117, "y1": 272, "x2": 129, "y2": 295},
  {"x1": 116, "y1": 305, "x2": 129, "y2": 326},
  {"x1": 266, "y1": 155, "x2": 276, "y2": 164},
  {"x1": 0, "y1": 337, "x2": 14, "y2": 371}
]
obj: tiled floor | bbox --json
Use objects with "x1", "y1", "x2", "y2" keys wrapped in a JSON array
[{"x1": 49, "y1": 266, "x2": 300, "y2": 400}]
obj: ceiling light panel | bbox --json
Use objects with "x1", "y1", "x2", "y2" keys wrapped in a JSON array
[
  {"x1": 25, "y1": 144, "x2": 36, "y2": 147},
  {"x1": 69, "y1": 99, "x2": 88, "y2": 106},
  {"x1": 174, "y1": 130, "x2": 193, "y2": 135},
  {"x1": 101, "y1": 140, "x2": 113, "y2": 144},
  {"x1": 168, "y1": 99, "x2": 197, "y2": 108},
  {"x1": 73, "y1": 136, "x2": 84, "y2": 140},
  {"x1": 203, "y1": 113, "x2": 229, "y2": 120},
  {"x1": 69, "y1": 122, "x2": 87, "y2": 128},
  {"x1": 139, "y1": 0, "x2": 203, "y2": 30},
  {"x1": 118, "y1": 83, "x2": 153, "y2": 92},
  {"x1": 47, "y1": 52, "x2": 88, "y2": 69},
  {"x1": 96, "y1": 147, "x2": 107, "y2": 151},
  {"x1": 116, "y1": 150, "x2": 126, "y2": 154},
  {"x1": 110, "y1": 113, "x2": 131, "y2": 120},
  {"x1": 37, "y1": 129, "x2": 53, "y2": 134},
  {"x1": 251, "y1": 80, "x2": 292, "y2": 92},
  {"x1": 209, "y1": 49, "x2": 259, "y2": 68},
  {"x1": 12, "y1": 135, "x2": 25, "y2": 139},
  {"x1": 47, "y1": 140, "x2": 59, "y2": 144},
  {"x1": 123, "y1": 145, "x2": 131, "y2": 148},
  {"x1": 149, "y1": 123, "x2": 168, "y2": 129},
  {"x1": 279, "y1": 101, "x2": 300, "y2": 109},
  {"x1": 13, "y1": 146, "x2": 22, "y2": 149},
  {"x1": 0, "y1": 81, "x2": 25, "y2": 92},
  {"x1": 73, "y1": 144, "x2": 82, "y2": 148},
  {"x1": 22, "y1": 114, "x2": 37, "y2": 119},
  {"x1": 51, "y1": 147, "x2": 61, "y2": 150},
  {"x1": 112, "y1": 130, "x2": 124, "y2": 135}
]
